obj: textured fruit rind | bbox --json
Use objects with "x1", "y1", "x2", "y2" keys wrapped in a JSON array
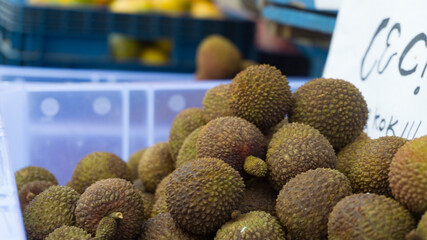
[
  {"x1": 289, "y1": 78, "x2": 368, "y2": 151},
  {"x1": 166, "y1": 157, "x2": 245, "y2": 235},
  {"x1": 15, "y1": 166, "x2": 58, "y2": 191},
  {"x1": 328, "y1": 193, "x2": 415, "y2": 240},
  {"x1": 23, "y1": 186, "x2": 80, "y2": 240},
  {"x1": 150, "y1": 174, "x2": 172, "y2": 218},
  {"x1": 128, "y1": 148, "x2": 146, "y2": 180},
  {"x1": 336, "y1": 132, "x2": 370, "y2": 176},
  {"x1": 139, "y1": 192, "x2": 155, "y2": 220},
  {"x1": 264, "y1": 118, "x2": 288, "y2": 145},
  {"x1": 169, "y1": 108, "x2": 209, "y2": 161},
  {"x1": 276, "y1": 168, "x2": 352, "y2": 240},
  {"x1": 176, "y1": 126, "x2": 204, "y2": 168},
  {"x1": 214, "y1": 211, "x2": 286, "y2": 240},
  {"x1": 69, "y1": 151, "x2": 132, "y2": 194},
  {"x1": 202, "y1": 84, "x2": 233, "y2": 120},
  {"x1": 196, "y1": 116, "x2": 267, "y2": 174},
  {"x1": 228, "y1": 64, "x2": 292, "y2": 131},
  {"x1": 243, "y1": 156, "x2": 267, "y2": 177},
  {"x1": 267, "y1": 122, "x2": 336, "y2": 191},
  {"x1": 389, "y1": 135, "x2": 427, "y2": 214},
  {"x1": 75, "y1": 178, "x2": 145, "y2": 240},
  {"x1": 96, "y1": 216, "x2": 117, "y2": 240},
  {"x1": 45, "y1": 226, "x2": 92, "y2": 240},
  {"x1": 139, "y1": 213, "x2": 201, "y2": 240},
  {"x1": 19, "y1": 180, "x2": 56, "y2": 211},
  {"x1": 238, "y1": 178, "x2": 277, "y2": 216},
  {"x1": 348, "y1": 136, "x2": 407, "y2": 196},
  {"x1": 138, "y1": 142, "x2": 174, "y2": 192},
  {"x1": 150, "y1": 194, "x2": 169, "y2": 218}
]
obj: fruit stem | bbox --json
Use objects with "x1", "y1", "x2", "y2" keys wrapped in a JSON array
[
  {"x1": 231, "y1": 210, "x2": 241, "y2": 220},
  {"x1": 109, "y1": 212, "x2": 123, "y2": 220},
  {"x1": 26, "y1": 192, "x2": 36, "y2": 202}
]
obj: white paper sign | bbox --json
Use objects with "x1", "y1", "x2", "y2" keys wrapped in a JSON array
[
  {"x1": 324, "y1": 0, "x2": 427, "y2": 140},
  {"x1": 314, "y1": 0, "x2": 343, "y2": 11}
]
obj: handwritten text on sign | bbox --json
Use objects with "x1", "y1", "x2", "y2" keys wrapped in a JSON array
[{"x1": 324, "y1": 0, "x2": 426, "y2": 139}]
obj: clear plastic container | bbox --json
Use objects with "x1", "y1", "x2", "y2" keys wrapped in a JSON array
[{"x1": 0, "y1": 76, "x2": 307, "y2": 240}]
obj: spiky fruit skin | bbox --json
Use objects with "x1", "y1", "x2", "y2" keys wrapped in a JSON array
[
  {"x1": 150, "y1": 174, "x2": 171, "y2": 218},
  {"x1": 328, "y1": 193, "x2": 415, "y2": 240},
  {"x1": 215, "y1": 211, "x2": 286, "y2": 240},
  {"x1": 176, "y1": 126, "x2": 204, "y2": 168},
  {"x1": 154, "y1": 173, "x2": 171, "y2": 202},
  {"x1": 276, "y1": 168, "x2": 352, "y2": 240},
  {"x1": 23, "y1": 186, "x2": 80, "y2": 240},
  {"x1": 45, "y1": 226, "x2": 92, "y2": 240},
  {"x1": 166, "y1": 158, "x2": 245, "y2": 235},
  {"x1": 15, "y1": 166, "x2": 58, "y2": 191},
  {"x1": 265, "y1": 118, "x2": 288, "y2": 145},
  {"x1": 336, "y1": 132, "x2": 370, "y2": 176},
  {"x1": 68, "y1": 152, "x2": 132, "y2": 194},
  {"x1": 196, "y1": 116, "x2": 267, "y2": 174},
  {"x1": 196, "y1": 35, "x2": 242, "y2": 80},
  {"x1": 138, "y1": 142, "x2": 174, "y2": 192},
  {"x1": 389, "y1": 135, "x2": 427, "y2": 214},
  {"x1": 406, "y1": 211, "x2": 427, "y2": 240},
  {"x1": 289, "y1": 78, "x2": 368, "y2": 151},
  {"x1": 96, "y1": 217, "x2": 117, "y2": 240},
  {"x1": 139, "y1": 213, "x2": 202, "y2": 240},
  {"x1": 348, "y1": 136, "x2": 407, "y2": 196},
  {"x1": 75, "y1": 178, "x2": 145, "y2": 240},
  {"x1": 19, "y1": 180, "x2": 56, "y2": 211},
  {"x1": 202, "y1": 84, "x2": 233, "y2": 120},
  {"x1": 228, "y1": 64, "x2": 292, "y2": 131},
  {"x1": 140, "y1": 192, "x2": 155, "y2": 219},
  {"x1": 267, "y1": 122, "x2": 336, "y2": 191},
  {"x1": 239, "y1": 178, "x2": 277, "y2": 216},
  {"x1": 169, "y1": 108, "x2": 209, "y2": 161},
  {"x1": 243, "y1": 156, "x2": 267, "y2": 177},
  {"x1": 128, "y1": 148, "x2": 146, "y2": 180},
  {"x1": 151, "y1": 194, "x2": 169, "y2": 218}
]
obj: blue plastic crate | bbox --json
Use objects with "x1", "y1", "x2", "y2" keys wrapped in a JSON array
[
  {"x1": 262, "y1": 5, "x2": 336, "y2": 34},
  {"x1": 0, "y1": 0, "x2": 256, "y2": 71},
  {"x1": 267, "y1": 0, "x2": 340, "y2": 11}
]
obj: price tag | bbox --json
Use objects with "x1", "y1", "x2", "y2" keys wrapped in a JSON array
[{"x1": 323, "y1": 0, "x2": 426, "y2": 139}]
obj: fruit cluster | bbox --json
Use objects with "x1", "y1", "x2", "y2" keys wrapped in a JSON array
[{"x1": 16, "y1": 64, "x2": 427, "y2": 240}]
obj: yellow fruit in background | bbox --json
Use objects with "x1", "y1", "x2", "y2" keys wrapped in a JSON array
[
  {"x1": 57, "y1": 0, "x2": 77, "y2": 7},
  {"x1": 154, "y1": 40, "x2": 173, "y2": 53},
  {"x1": 110, "y1": 0, "x2": 152, "y2": 13},
  {"x1": 190, "y1": 1, "x2": 223, "y2": 19},
  {"x1": 110, "y1": 34, "x2": 141, "y2": 61},
  {"x1": 28, "y1": 0, "x2": 48, "y2": 6},
  {"x1": 152, "y1": 0, "x2": 190, "y2": 14},
  {"x1": 69, "y1": 0, "x2": 111, "y2": 6},
  {"x1": 140, "y1": 46, "x2": 170, "y2": 65}
]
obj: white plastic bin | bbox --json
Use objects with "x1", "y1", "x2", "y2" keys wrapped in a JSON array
[{"x1": 0, "y1": 75, "x2": 308, "y2": 240}]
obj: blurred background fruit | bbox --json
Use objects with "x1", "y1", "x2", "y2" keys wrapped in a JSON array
[
  {"x1": 139, "y1": 45, "x2": 170, "y2": 66},
  {"x1": 110, "y1": 34, "x2": 141, "y2": 61},
  {"x1": 190, "y1": 1, "x2": 223, "y2": 19},
  {"x1": 151, "y1": 0, "x2": 191, "y2": 14},
  {"x1": 109, "y1": 0, "x2": 152, "y2": 13}
]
